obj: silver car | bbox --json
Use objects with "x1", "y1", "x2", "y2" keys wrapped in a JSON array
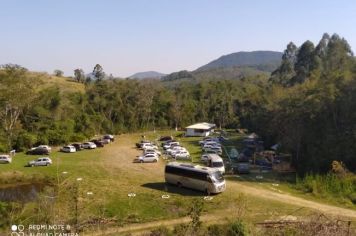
[
  {"x1": 28, "y1": 157, "x2": 52, "y2": 167},
  {"x1": 137, "y1": 153, "x2": 159, "y2": 163},
  {"x1": 0, "y1": 155, "x2": 12, "y2": 164}
]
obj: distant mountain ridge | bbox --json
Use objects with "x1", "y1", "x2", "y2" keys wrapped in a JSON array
[
  {"x1": 129, "y1": 71, "x2": 165, "y2": 79},
  {"x1": 197, "y1": 50, "x2": 283, "y2": 71}
]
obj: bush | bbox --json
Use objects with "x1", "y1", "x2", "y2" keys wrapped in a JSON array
[
  {"x1": 227, "y1": 220, "x2": 248, "y2": 236},
  {"x1": 14, "y1": 132, "x2": 37, "y2": 151}
]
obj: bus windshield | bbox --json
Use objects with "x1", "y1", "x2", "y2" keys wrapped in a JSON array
[{"x1": 210, "y1": 171, "x2": 224, "y2": 183}]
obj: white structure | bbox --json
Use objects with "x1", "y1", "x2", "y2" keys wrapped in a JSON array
[{"x1": 185, "y1": 122, "x2": 216, "y2": 137}]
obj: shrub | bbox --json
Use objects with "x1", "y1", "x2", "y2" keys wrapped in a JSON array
[{"x1": 227, "y1": 220, "x2": 248, "y2": 236}]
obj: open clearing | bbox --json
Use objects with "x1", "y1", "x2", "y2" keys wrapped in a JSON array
[{"x1": 0, "y1": 131, "x2": 355, "y2": 234}]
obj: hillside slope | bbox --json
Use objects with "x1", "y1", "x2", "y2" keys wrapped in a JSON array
[{"x1": 197, "y1": 51, "x2": 282, "y2": 71}]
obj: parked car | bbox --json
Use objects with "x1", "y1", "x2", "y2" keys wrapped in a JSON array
[
  {"x1": 90, "y1": 139, "x2": 105, "y2": 148},
  {"x1": 137, "y1": 153, "x2": 159, "y2": 163},
  {"x1": 101, "y1": 138, "x2": 111, "y2": 144},
  {"x1": 166, "y1": 146, "x2": 185, "y2": 155},
  {"x1": 0, "y1": 155, "x2": 12, "y2": 164},
  {"x1": 60, "y1": 145, "x2": 76, "y2": 153},
  {"x1": 26, "y1": 147, "x2": 50, "y2": 155},
  {"x1": 142, "y1": 143, "x2": 158, "y2": 150},
  {"x1": 203, "y1": 146, "x2": 222, "y2": 155},
  {"x1": 28, "y1": 157, "x2": 52, "y2": 167},
  {"x1": 37, "y1": 145, "x2": 52, "y2": 152},
  {"x1": 103, "y1": 134, "x2": 115, "y2": 142},
  {"x1": 71, "y1": 143, "x2": 84, "y2": 151},
  {"x1": 173, "y1": 150, "x2": 190, "y2": 159},
  {"x1": 159, "y1": 136, "x2": 173, "y2": 142},
  {"x1": 161, "y1": 139, "x2": 177, "y2": 147},
  {"x1": 136, "y1": 140, "x2": 151, "y2": 148},
  {"x1": 163, "y1": 142, "x2": 180, "y2": 150},
  {"x1": 199, "y1": 138, "x2": 220, "y2": 146},
  {"x1": 144, "y1": 149, "x2": 161, "y2": 156},
  {"x1": 82, "y1": 142, "x2": 97, "y2": 149}
]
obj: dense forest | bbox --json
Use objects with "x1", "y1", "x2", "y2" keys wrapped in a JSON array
[{"x1": 0, "y1": 33, "x2": 355, "y2": 175}]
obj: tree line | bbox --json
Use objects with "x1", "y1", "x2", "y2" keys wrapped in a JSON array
[{"x1": 0, "y1": 33, "x2": 355, "y2": 175}]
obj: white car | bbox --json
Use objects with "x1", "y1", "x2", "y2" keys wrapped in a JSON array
[
  {"x1": 82, "y1": 142, "x2": 97, "y2": 149},
  {"x1": 28, "y1": 157, "x2": 52, "y2": 167},
  {"x1": 166, "y1": 146, "x2": 185, "y2": 155},
  {"x1": 37, "y1": 145, "x2": 52, "y2": 152},
  {"x1": 163, "y1": 142, "x2": 180, "y2": 150},
  {"x1": 60, "y1": 145, "x2": 76, "y2": 153},
  {"x1": 142, "y1": 143, "x2": 158, "y2": 150},
  {"x1": 144, "y1": 149, "x2": 161, "y2": 156},
  {"x1": 137, "y1": 153, "x2": 159, "y2": 163},
  {"x1": 202, "y1": 142, "x2": 221, "y2": 149},
  {"x1": 173, "y1": 150, "x2": 190, "y2": 159},
  {"x1": 199, "y1": 138, "x2": 220, "y2": 146},
  {"x1": 0, "y1": 155, "x2": 12, "y2": 164}
]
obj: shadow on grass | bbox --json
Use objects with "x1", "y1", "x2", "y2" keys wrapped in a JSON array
[{"x1": 141, "y1": 182, "x2": 205, "y2": 196}]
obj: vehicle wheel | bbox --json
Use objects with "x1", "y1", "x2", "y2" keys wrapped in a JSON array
[
  {"x1": 140, "y1": 160, "x2": 144, "y2": 163},
  {"x1": 205, "y1": 188, "x2": 211, "y2": 196},
  {"x1": 153, "y1": 159, "x2": 158, "y2": 163},
  {"x1": 31, "y1": 164, "x2": 34, "y2": 167},
  {"x1": 177, "y1": 182, "x2": 182, "y2": 188}
]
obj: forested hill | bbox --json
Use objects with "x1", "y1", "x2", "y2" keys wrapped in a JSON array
[
  {"x1": 196, "y1": 51, "x2": 283, "y2": 71},
  {"x1": 161, "y1": 51, "x2": 282, "y2": 81}
]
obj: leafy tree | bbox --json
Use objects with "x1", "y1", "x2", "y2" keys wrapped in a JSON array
[
  {"x1": 54, "y1": 69, "x2": 64, "y2": 77},
  {"x1": 93, "y1": 64, "x2": 105, "y2": 81},
  {"x1": 270, "y1": 42, "x2": 297, "y2": 86},
  {"x1": 74, "y1": 68, "x2": 85, "y2": 83}
]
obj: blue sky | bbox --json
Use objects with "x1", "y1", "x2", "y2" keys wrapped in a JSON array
[{"x1": 1, "y1": 0, "x2": 356, "y2": 77}]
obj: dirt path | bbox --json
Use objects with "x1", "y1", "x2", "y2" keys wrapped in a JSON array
[{"x1": 228, "y1": 181, "x2": 356, "y2": 218}]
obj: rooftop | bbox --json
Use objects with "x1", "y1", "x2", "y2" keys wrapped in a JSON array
[{"x1": 185, "y1": 122, "x2": 216, "y2": 130}]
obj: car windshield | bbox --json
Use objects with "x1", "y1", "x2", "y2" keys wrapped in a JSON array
[
  {"x1": 210, "y1": 172, "x2": 224, "y2": 183},
  {"x1": 212, "y1": 162, "x2": 224, "y2": 167}
]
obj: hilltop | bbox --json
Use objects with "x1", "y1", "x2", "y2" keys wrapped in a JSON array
[{"x1": 129, "y1": 71, "x2": 166, "y2": 79}]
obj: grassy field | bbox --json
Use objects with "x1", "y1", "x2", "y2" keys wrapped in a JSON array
[{"x1": 0, "y1": 130, "x2": 355, "y2": 233}]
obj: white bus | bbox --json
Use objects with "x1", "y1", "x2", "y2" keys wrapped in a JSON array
[{"x1": 165, "y1": 162, "x2": 226, "y2": 194}]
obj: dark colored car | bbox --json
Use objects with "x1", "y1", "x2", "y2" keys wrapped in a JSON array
[
  {"x1": 91, "y1": 139, "x2": 105, "y2": 148},
  {"x1": 26, "y1": 147, "x2": 50, "y2": 155},
  {"x1": 71, "y1": 143, "x2": 84, "y2": 151},
  {"x1": 161, "y1": 139, "x2": 177, "y2": 147},
  {"x1": 159, "y1": 136, "x2": 173, "y2": 142}
]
